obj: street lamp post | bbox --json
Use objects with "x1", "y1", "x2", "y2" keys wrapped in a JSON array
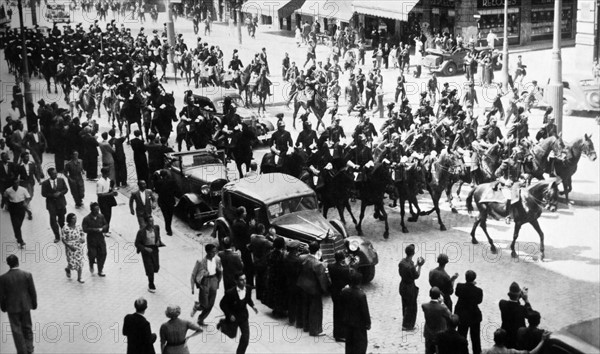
[
  {"x1": 17, "y1": 0, "x2": 33, "y2": 117},
  {"x1": 237, "y1": 0, "x2": 242, "y2": 45},
  {"x1": 546, "y1": 0, "x2": 563, "y2": 133},
  {"x1": 501, "y1": 0, "x2": 509, "y2": 91},
  {"x1": 165, "y1": 0, "x2": 176, "y2": 77},
  {"x1": 29, "y1": 0, "x2": 37, "y2": 26}
]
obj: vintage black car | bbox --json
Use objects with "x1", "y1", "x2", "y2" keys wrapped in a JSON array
[
  {"x1": 191, "y1": 89, "x2": 275, "y2": 144},
  {"x1": 212, "y1": 173, "x2": 379, "y2": 282},
  {"x1": 542, "y1": 317, "x2": 599, "y2": 353},
  {"x1": 164, "y1": 148, "x2": 230, "y2": 229}
]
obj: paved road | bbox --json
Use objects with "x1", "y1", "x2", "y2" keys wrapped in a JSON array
[{"x1": 0, "y1": 6, "x2": 599, "y2": 354}]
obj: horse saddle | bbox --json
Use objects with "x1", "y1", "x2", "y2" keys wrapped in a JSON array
[{"x1": 480, "y1": 185, "x2": 522, "y2": 204}]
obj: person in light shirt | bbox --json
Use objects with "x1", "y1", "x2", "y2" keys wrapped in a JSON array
[
  {"x1": 96, "y1": 167, "x2": 117, "y2": 235},
  {"x1": 2, "y1": 178, "x2": 30, "y2": 247},
  {"x1": 190, "y1": 244, "x2": 223, "y2": 326}
]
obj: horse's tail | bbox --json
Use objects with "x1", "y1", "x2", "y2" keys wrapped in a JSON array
[{"x1": 466, "y1": 187, "x2": 476, "y2": 214}]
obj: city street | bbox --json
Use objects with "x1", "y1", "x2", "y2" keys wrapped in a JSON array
[{"x1": 0, "y1": 4, "x2": 599, "y2": 354}]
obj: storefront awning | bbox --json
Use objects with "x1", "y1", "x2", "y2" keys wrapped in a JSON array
[
  {"x1": 352, "y1": 0, "x2": 418, "y2": 22},
  {"x1": 241, "y1": 0, "x2": 306, "y2": 18},
  {"x1": 296, "y1": 0, "x2": 355, "y2": 21}
]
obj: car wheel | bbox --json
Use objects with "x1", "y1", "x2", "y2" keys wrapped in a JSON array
[
  {"x1": 444, "y1": 62, "x2": 458, "y2": 76},
  {"x1": 359, "y1": 265, "x2": 376, "y2": 283}
]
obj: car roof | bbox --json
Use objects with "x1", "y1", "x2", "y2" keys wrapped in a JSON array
[
  {"x1": 551, "y1": 317, "x2": 600, "y2": 351},
  {"x1": 223, "y1": 173, "x2": 315, "y2": 205},
  {"x1": 167, "y1": 148, "x2": 222, "y2": 159}
]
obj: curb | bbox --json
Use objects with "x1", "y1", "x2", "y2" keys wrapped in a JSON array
[{"x1": 558, "y1": 194, "x2": 600, "y2": 207}]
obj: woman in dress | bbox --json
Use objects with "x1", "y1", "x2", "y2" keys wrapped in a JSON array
[
  {"x1": 263, "y1": 237, "x2": 287, "y2": 317},
  {"x1": 160, "y1": 305, "x2": 202, "y2": 354},
  {"x1": 62, "y1": 213, "x2": 86, "y2": 283}
]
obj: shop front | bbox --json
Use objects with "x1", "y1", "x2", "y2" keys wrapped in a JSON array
[
  {"x1": 530, "y1": 0, "x2": 575, "y2": 41},
  {"x1": 429, "y1": 0, "x2": 456, "y2": 34},
  {"x1": 477, "y1": 0, "x2": 521, "y2": 46}
]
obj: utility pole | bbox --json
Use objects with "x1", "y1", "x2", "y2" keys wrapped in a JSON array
[
  {"x1": 165, "y1": 0, "x2": 176, "y2": 77},
  {"x1": 501, "y1": 0, "x2": 509, "y2": 91},
  {"x1": 29, "y1": 0, "x2": 37, "y2": 26},
  {"x1": 17, "y1": 0, "x2": 33, "y2": 117},
  {"x1": 546, "y1": 0, "x2": 563, "y2": 133}
]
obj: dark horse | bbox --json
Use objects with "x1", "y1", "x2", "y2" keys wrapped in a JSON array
[
  {"x1": 554, "y1": 134, "x2": 597, "y2": 204},
  {"x1": 41, "y1": 57, "x2": 58, "y2": 93},
  {"x1": 320, "y1": 167, "x2": 358, "y2": 225},
  {"x1": 355, "y1": 163, "x2": 392, "y2": 239},
  {"x1": 292, "y1": 88, "x2": 328, "y2": 130},
  {"x1": 466, "y1": 179, "x2": 560, "y2": 261},
  {"x1": 120, "y1": 90, "x2": 144, "y2": 142},
  {"x1": 390, "y1": 162, "x2": 423, "y2": 233},
  {"x1": 260, "y1": 148, "x2": 307, "y2": 178},
  {"x1": 524, "y1": 136, "x2": 566, "y2": 182}
]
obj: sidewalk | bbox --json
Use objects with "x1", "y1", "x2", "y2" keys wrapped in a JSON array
[{"x1": 0, "y1": 172, "x2": 344, "y2": 353}]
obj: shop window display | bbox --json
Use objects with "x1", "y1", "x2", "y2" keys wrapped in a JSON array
[{"x1": 478, "y1": 11, "x2": 520, "y2": 46}]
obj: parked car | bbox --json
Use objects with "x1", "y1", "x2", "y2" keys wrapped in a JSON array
[
  {"x1": 192, "y1": 89, "x2": 275, "y2": 144},
  {"x1": 212, "y1": 173, "x2": 379, "y2": 282},
  {"x1": 422, "y1": 46, "x2": 502, "y2": 76},
  {"x1": 164, "y1": 148, "x2": 230, "y2": 229},
  {"x1": 525, "y1": 76, "x2": 600, "y2": 116},
  {"x1": 542, "y1": 317, "x2": 599, "y2": 353}
]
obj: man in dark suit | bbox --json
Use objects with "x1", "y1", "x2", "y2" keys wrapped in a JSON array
[
  {"x1": 122, "y1": 297, "x2": 157, "y2": 354},
  {"x1": 422, "y1": 287, "x2": 452, "y2": 354},
  {"x1": 218, "y1": 237, "x2": 244, "y2": 291},
  {"x1": 499, "y1": 281, "x2": 534, "y2": 349},
  {"x1": 297, "y1": 241, "x2": 330, "y2": 336},
  {"x1": 219, "y1": 272, "x2": 258, "y2": 354},
  {"x1": 429, "y1": 253, "x2": 458, "y2": 312},
  {"x1": 454, "y1": 270, "x2": 483, "y2": 354},
  {"x1": 41, "y1": 167, "x2": 69, "y2": 242},
  {"x1": 153, "y1": 170, "x2": 178, "y2": 236},
  {"x1": 340, "y1": 272, "x2": 371, "y2": 354},
  {"x1": 328, "y1": 251, "x2": 352, "y2": 342},
  {"x1": 134, "y1": 216, "x2": 163, "y2": 293},
  {"x1": 0, "y1": 152, "x2": 18, "y2": 200},
  {"x1": 17, "y1": 152, "x2": 41, "y2": 219},
  {"x1": 130, "y1": 130, "x2": 149, "y2": 182},
  {"x1": 231, "y1": 207, "x2": 253, "y2": 287},
  {"x1": 129, "y1": 180, "x2": 156, "y2": 229},
  {"x1": 437, "y1": 314, "x2": 469, "y2": 354},
  {"x1": 398, "y1": 244, "x2": 425, "y2": 331},
  {"x1": 283, "y1": 241, "x2": 304, "y2": 328},
  {"x1": 0, "y1": 255, "x2": 37, "y2": 354}
]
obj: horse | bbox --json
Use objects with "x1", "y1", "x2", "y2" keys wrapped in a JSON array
[
  {"x1": 466, "y1": 179, "x2": 560, "y2": 261},
  {"x1": 76, "y1": 84, "x2": 97, "y2": 120},
  {"x1": 524, "y1": 136, "x2": 566, "y2": 182},
  {"x1": 103, "y1": 87, "x2": 121, "y2": 128},
  {"x1": 56, "y1": 64, "x2": 73, "y2": 103},
  {"x1": 120, "y1": 89, "x2": 144, "y2": 142},
  {"x1": 260, "y1": 148, "x2": 307, "y2": 178},
  {"x1": 152, "y1": 93, "x2": 177, "y2": 140},
  {"x1": 418, "y1": 149, "x2": 456, "y2": 231},
  {"x1": 355, "y1": 163, "x2": 392, "y2": 239},
  {"x1": 390, "y1": 162, "x2": 423, "y2": 233},
  {"x1": 255, "y1": 75, "x2": 272, "y2": 116},
  {"x1": 40, "y1": 57, "x2": 58, "y2": 93},
  {"x1": 554, "y1": 134, "x2": 597, "y2": 204},
  {"x1": 319, "y1": 167, "x2": 358, "y2": 225},
  {"x1": 292, "y1": 88, "x2": 328, "y2": 130}
]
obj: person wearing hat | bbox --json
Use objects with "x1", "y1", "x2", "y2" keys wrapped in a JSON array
[
  {"x1": 422, "y1": 286, "x2": 452, "y2": 354},
  {"x1": 478, "y1": 116, "x2": 503, "y2": 145},
  {"x1": 398, "y1": 244, "x2": 425, "y2": 331},
  {"x1": 270, "y1": 118, "x2": 293, "y2": 166},
  {"x1": 499, "y1": 281, "x2": 537, "y2": 349},
  {"x1": 429, "y1": 254, "x2": 459, "y2": 312},
  {"x1": 295, "y1": 120, "x2": 318, "y2": 155},
  {"x1": 328, "y1": 251, "x2": 353, "y2": 341},
  {"x1": 340, "y1": 272, "x2": 371, "y2": 353}
]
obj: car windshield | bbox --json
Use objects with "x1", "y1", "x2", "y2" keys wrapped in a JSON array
[
  {"x1": 179, "y1": 154, "x2": 222, "y2": 168},
  {"x1": 266, "y1": 195, "x2": 318, "y2": 219}
]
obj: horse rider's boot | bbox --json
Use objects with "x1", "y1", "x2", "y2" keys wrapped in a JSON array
[{"x1": 505, "y1": 199, "x2": 513, "y2": 224}]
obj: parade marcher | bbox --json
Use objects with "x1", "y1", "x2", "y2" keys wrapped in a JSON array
[
  {"x1": 248, "y1": 224, "x2": 272, "y2": 302},
  {"x1": 422, "y1": 287, "x2": 452, "y2": 354},
  {"x1": 270, "y1": 118, "x2": 293, "y2": 166},
  {"x1": 135, "y1": 216, "x2": 164, "y2": 293},
  {"x1": 297, "y1": 241, "x2": 330, "y2": 336},
  {"x1": 535, "y1": 116, "x2": 558, "y2": 142},
  {"x1": 82, "y1": 202, "x2": 108, "y2": 277},
  {"x1": 340, "y1": 272, "x2": 371, "y2": 354},
  {"x1": 41, "y1": 167, "x2": 68, "y2": 243},
  {"x1": 455, "y1": 270, "x2": 483, "y2": 354},
  {"x1": 123, "y1": 298, "x2": 157, "y2": 354},
  {"x1": 96, "y1": 167, "x2": 117, "y2": 234},
  {"x1": 436, "y1": 314, "x2": 469, "y2": 354},
  {"x1": 499, "y1": 282, "x2": 535, "y2": 349},
  {"x1": 191, "y1": 243, "x2": 222, "y2": 326},
  {"x1": 478, "y1": 118, "x2": 503, "y2": 145},
  {"x1": 64, "y1": 151, "x2": 85, "y2": 208},
  {"x1": 159, "y1": 305, "x2": 203, "y2": 354},
  {"x1": 62, "y1": 213, "x2": 86, "y2": 283},
  {"x1": 2, "y1": 178, "x2": 29, "y2": 247},
  {"x1": 130, "y1": 180, "x2": 156, "y2": 229},
  {"x1": 0, "y1": 255, "x2": 37, "y2": 354},
  {"x1": 494, "y1": 150, "x2": 524, "y2": 224},
  {"x1": 328, "y1": 251, "x2": 352, "y2": 342},
  {"x1": 219, "y1": 272, "x2": 258, "y2": 354},
  {"x1": 398, "y1": 244, "x2": 425, "y2": 331},
  {"x1": 218, "y1": 237, "x2": 244, "y2": 291},
  {"x1": 429, "y1": 253, "x2": 459, "y2": 312},
  {"x1": 17, "y1": 152, "x2": 40, "y2": 220}
]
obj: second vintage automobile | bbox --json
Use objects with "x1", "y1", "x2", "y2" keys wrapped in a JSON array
[
  {"x1": 163, "y1": 148, "x2": 230, "y2": 229},
  {"x1": 211, "y1": 173, "x2": 379, "y2": 282}
]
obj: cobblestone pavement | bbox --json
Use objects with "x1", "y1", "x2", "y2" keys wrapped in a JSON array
[{"x1": 1, "y1": 6, "x2": 599, "y2": 354}]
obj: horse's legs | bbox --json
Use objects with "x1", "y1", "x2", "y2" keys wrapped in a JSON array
[
  {"x1": 446, "y1": 181, "x2": 458, "y2": 213},
  {"x1": 530, "y1": 219, "x2": 545, "y2": 261},
  {"x1": 344, "y1": 200, "x2": 357, "y2": 225},
  {"x1": 399, "y1": 197, "x2": 408, "y2": 233},
  {"x1": 45, "y1": 77, "x2": 51, "y2": 93},
  {"x1": 510, "y1": 222, "x2": 523, "y2": 258},
  {"x1": 407, "y1": 197, "x2": 420, "y2": 222},
  {"x1": 479, "y1": 215, "x2": 498, "y2": 253},
  {"x1": 379, "y1": 202, "x2": 389, "y2": 239},
  {"x1": 432, "y1": 189, "x2": 447, "y2": 231},
  {"x1": 355, "y1": 202, "x2": 366, "y2": 236},
  {"x1": 470, "y1": 216, "x2": 481, "y2": 244},
  {"x1": 456, "y1": 180, "x2": 464, "y2": 201},
  {"x1": 335, "y1": 204, "x2": 346, "y2": 224}
]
